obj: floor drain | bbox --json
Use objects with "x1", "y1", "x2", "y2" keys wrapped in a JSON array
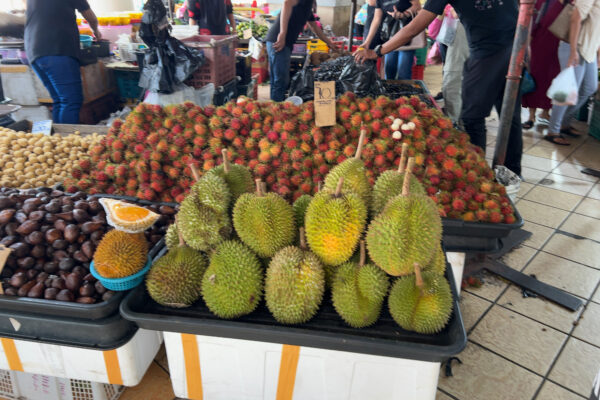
[{"x1": 539, "y1": 178, "x2": 554, "y2": 185}]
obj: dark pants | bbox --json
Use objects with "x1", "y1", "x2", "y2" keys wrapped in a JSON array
[
  {"x1": 266, "y1": 41, "x2": 292, "y2": 102},
  {"x1": 31, "y1": 56, "x2": 83, "y2": 124},
  {"x1": 461, "y1": 45, "x2": 523, "y2": 176},
  {"x1": 439, "y1": 43, "x2": 447, "y2": 64}
]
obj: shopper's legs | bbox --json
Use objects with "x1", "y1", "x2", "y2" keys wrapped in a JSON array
[
  {"x1": 266, "y1": 42, "x2": 292, "y2": 102},
  {"x1": 442, "y1": 68, "x2": 463, "y2": 123},
  {"x1": 397, "y1": 49, "x2": 415, "y2": 80},
  {"x1": 31, "y1": 58, "x2": 62, "y2": 122},
  {"x1": 384, "y1": 51, "x2": 400, "y2": 80},
  {"x1": 549, "y1": 42, "x2": 584, "y2": 134}
]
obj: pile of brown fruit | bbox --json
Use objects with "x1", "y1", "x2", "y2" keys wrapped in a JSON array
[{"x1": 0, "y1": 187, "x2": 176, "y2": 303}]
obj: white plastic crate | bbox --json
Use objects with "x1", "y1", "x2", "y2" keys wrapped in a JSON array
[
  {"x1": 0, "y1": 329, "x2": 162, "y2": 386},
  {"x1": 0, "y1": 369, "x2": 123, "y2": 400},
  {"x1": 163, "y1": 332, "x2": 441, "y2": 400}
]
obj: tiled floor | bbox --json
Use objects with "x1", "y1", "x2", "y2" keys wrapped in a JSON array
[{"x1": 118, "y1": 65, "x2": 600, "y2": 400}]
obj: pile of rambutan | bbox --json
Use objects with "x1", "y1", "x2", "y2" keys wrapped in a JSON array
[{"x1": 64, "y1": 93, "x2": 516, "y2": 223}]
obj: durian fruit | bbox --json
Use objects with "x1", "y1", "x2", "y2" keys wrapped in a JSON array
[
  {"x1": 305, "y1": 177, "x2": 367, "y2": 266},
  {"x1": 179, "y1": 164, "x2": 232, "y2": 252},
  {"x1": 425, "y1": 243, "x2": 446, "y2": 276},
  {"x1": 165, "y1": 223, "x2": 179, "y2": 250},
  {"x1": 178, "y1": 196, "x2": 231, "y2": 252},
  {"x1": 93, "y1": 230, "x2": 149, "y2": 278},
  {"x1": 323, "y1": 127, "x2": 371, "y2": 209},
  {"x1": 371, "y1": 143, "x2": 425, "y2": 215},
  {"x1": 205, "y1": 149, "x2": 254, "y2": 202},
  {"x1": 99, "y1": 198, "x2": 160, "y2": 233},
  {"x1": 388, "y1": 263, "x2": 453, "y2": 334},
  {"x1": 146, "y1": 221, "x2": 207, "y2": 307},
  {"x1": 191, "y1": 169, "x2": 231, "y2": 214},
  {"x1": 332, "y1": 241, "x2": 389, "y2": 328},
  {"x1": 201, "y1": 240, "x2": 263, "y2": 319},
  {"x1": 292, "y1": 194, "x2": 312, "y2": 228},
  {"x1": 367, "y1": 158, "x2": 441, "y2": 276},
  {"x1": 265, "y1": 228, "x2": 325, "y2": 324},
  {"x1": 233, "y1": 179, "x2": 295, "y2": 258}
]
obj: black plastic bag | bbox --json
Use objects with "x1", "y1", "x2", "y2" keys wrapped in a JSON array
[
  {"x1": 338, "y1": 59, "x2": 383, "y2": 98},
  {"x1": 289, "y1": 67, "x2": 315, "y2": 101},
  {"x1": 138, "y1": 0, "x2": 204, "y2": 94}
]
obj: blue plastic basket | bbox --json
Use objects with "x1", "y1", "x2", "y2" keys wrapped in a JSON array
[
  {"x1": 90, "y1": 255, "x2": 152, "y2": 291},
  {"x1": 79, "y1": 35, "x2": 93, "y2": 48}
]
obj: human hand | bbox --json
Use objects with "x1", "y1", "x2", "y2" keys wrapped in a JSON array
[
  {"x1": 93, "y1": 29, "x2": 102, "y2": 40},
  {"x1": 354, "y1": 47, "x2": 377, "y2": 63},
  {"x1": 273, "y1": 31, "x2": 286, "y2": 52},
  {"x1": 567, "y1": 50, "x2": 580, "y2": 67},
  {"x1": 387, "y1": 6, "x2": 401, "y2": 19}
]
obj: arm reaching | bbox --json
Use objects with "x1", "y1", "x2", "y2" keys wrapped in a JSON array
[
  {"x1": 362, "y1": 7, "x2": 383, "y2": 49},
  {"x1": 80, "y1": 8, "x2": 102, "y2": 40},
  {"x1": 274, "y1": 0, "x2": 299, "y2": 52},
  {"x1": 354, "y1": 9, "x2": 437, "y2": 62},
  {"x1": 307, "y1": 20, "x2": 338, "y2": 52}
]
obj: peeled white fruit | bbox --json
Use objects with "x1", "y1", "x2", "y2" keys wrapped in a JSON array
[{"x1": 392, "y1": 131, "x2": 402, "y2": 140}]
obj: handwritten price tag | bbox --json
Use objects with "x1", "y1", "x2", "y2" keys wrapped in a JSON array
[{"x1": 314, "y1": 81, "x2": 336, "y2": 127}]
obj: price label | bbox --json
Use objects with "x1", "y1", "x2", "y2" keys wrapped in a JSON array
[
  {"x1": 0, "y1": 245, "x2": 12, "y2": 295},
  {"x1": 243, "y1": 28, "x2": 253, "y2": 39},
  {"x1": 314, "y1": 81, "x2": 336, "y2": 127},
  {"x1": 31, "y1": 120, "x2": 52, "y2": 135}
]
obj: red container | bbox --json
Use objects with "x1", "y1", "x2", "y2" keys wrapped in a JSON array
[
  {"x1": 411, "y1": 64, "x2": 425, "y2": 80},
  {"x1": 182, "y1": 35, "x2": 237, "y2": 88}
]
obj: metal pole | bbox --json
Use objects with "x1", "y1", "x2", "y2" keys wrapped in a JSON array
[
  {"x1": 492, "y1": 0, "x2": 535, "y2": 169},
  {"x1": 348, "y1": 0, "x2": 356, "y2": 51}
]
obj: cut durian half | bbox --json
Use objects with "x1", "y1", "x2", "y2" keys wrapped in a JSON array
[{"x1": 99, "y1": 198, "x2": 160, "y2": 233}]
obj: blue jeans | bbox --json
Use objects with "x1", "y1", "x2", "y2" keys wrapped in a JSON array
[
  {"x1": 266, "y1": 42, "x2": 292, "y2": 102},
  {"x1": 384, "y1": 49, "x2": 415, "y2": 80},
  {"x1": 31, "y1": 56, "x2": 83, "y2": 124}
]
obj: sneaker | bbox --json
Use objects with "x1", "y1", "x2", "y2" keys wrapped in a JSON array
[{"x1": 434, "y1": 92, "x2": 443, "y2": 100}]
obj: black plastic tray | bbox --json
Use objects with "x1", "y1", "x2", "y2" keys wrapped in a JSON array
[
  {"x1": 0, "y1": 310, "x2": 137, "y2": 350},
  {"x1": 442, "y1": 197, "x2": 524, "y2": 253},
  {"x1": 121, "y1": 258, "x2": 466, "y2": 362},
  {"x1": 0, "y1": 193, "x2": 173, "y2": 320}
]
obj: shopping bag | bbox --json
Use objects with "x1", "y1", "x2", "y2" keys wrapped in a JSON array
[
  {"x1": 427, "y1": 41, "x2": 442, "y2": 65},
  {"x1": 546, "y1": 66, "x2": 578, "y2": 106},
  {"x1": 437, "y1": 16, "x2": 458, "y2": 46}
]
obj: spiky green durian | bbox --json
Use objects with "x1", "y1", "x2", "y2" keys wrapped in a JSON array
[
  {"x1": 191, "y1": 172, "x2": 231, "y2": 214},
  {"x1": 205, "y1": 149, "x2": 254, "y2": 202},
  {"x1": 331, "y1": 242, "x2": 389, "y2": 328},
  {"x1": 292, "y1": 194, "x2": 312, "y2": 228},
  {"x1": 388, "y1": 265, "x2": 453, "y2": 334},
  {"x1": 265, "y1": 231, "x2": 325, "y2": 324},
  {"x1": 165, "y1": 223, "x2": 179, "y2": 250},
  {"x1": 233, "y1": 180, "x2": 295, "y2": 258},
  {"x1": 146, "y1": 230, "x2": 207, "y2": 308},
  {"x1": 201, "y1": 240, "x2": 263, "y2": 319},
  {"x1": 366, "y1": 158, "x2": 441, "y2": 276},
  {"x1": 425, "y1": 243, "x2": 446, "y2": 275},
  {"x1": 178, "y1": 196, "x2": 231, "y2": 252},
  {"x1": 323, "y1": 129, "x2": 371, "y2": 209},
  {"x1": 305, "y1": 178, "x2": 367, "y2": 266}
]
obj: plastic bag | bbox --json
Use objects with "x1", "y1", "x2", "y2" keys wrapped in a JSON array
[
  {"x1": 437, "y1": 16, "x2": 458, "y2": 46},
  {"x1": 427, "y1": 41, "x2": 442, "y2": 65},
  {"x1": 289, "y1": 66, "x2": 315, "y2": 101},
  {"x1": 338, "y1": 59, "x2": 382, "y2": 98},
  {"x1": 248, "y1": 37, "x2": 263, "y2": 60},
  {"x1": 547, "y1": 66, "x2": 578, "y2": 106},
  {"x1": 520, "y1": 69, "x2": 536, "y2": 95}
]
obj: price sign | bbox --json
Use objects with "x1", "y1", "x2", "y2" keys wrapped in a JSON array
[
  {"x1": 314, "y1": 81, "x2": 336, "y2": 127},
  {"x1": 31, "y1": 120, "x2": 52, "y2": 135}
]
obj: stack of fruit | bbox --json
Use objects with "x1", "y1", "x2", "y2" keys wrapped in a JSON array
[
  {"x1": 236, "y1": 21, "x2": 268, "y2": 40},
  {"x1": 65, "y1": 95, "x2": 516, "y2": 224},
  {"x1": 0, "y1": 187, "x2": 176, "y2": 303},
  {"x1": 146, "y1": 131, "x2": 453, "y2": 334},
  {"x1": 0, "y1": 127, "x2": 102, "y2": 189}
]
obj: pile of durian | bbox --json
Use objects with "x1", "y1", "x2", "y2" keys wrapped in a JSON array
[{"x1": 146, "y1": 131, "x2": 453, "y2": 334}]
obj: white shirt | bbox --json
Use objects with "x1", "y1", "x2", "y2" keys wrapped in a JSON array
[{"x1": 576, "y1": 0, "x2": 600, "y2": 63}]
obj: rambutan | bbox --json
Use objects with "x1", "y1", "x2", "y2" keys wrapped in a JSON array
[{"x1": 445, "y1": 144, "x2": 458, "y2": 157}]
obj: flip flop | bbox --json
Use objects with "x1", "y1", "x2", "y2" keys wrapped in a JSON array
[
  {"x1": 560, "y1": 127, "x2": 584, "y2": 137},
  {"x1": 522, "y1": 120, "x2": 534, "y2": 130},
  {"x1": 544, "y1": 134, "x2": 570, "y2": 146}
]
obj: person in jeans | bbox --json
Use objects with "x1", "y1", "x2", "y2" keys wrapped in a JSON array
[
  {"x1": 265, "y1": 0, "x2": 337, "y2": 101},
  {"x1": 355, "y1": 0, "x2": 524, "y2": 176},
  {"x1": 545, "y1": 0, "x2": 600, "y2": 145},
  {"x1": 25, "y1": 0, "x2": 101, "y2": 124},
  {"x1": 361, "y1": 0, "x2": 421, "y2": 80}
]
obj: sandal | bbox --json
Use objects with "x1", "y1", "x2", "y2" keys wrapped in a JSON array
[
  {"x1": 522, "y1": 120, "x2": 534, "y2": 130},
  {"x1": 544, "y1": 134, "x2": 570, "y2": 145},
  {"x1": 536, "y1": 116, "x2": 550, "y2": 125},
  {"x1": 560, "y1": 127, "x2": 584, "y2": 137}
]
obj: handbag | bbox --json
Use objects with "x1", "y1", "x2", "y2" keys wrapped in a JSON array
[
  {"x1": 380, "y1": 10, "x2": 427, "y2": 51},
  {"x1": 521, "y1": 69, "x2": 536, "y2": 95},
  {"x1": 549, "y1": 2, "x2": 573, "y2": 42}
]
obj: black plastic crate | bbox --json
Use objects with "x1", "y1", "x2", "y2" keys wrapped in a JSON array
[
  {"x1": 213, "y1": 79, "x2": 238, "y2": 106},
  {"x1": 441, "y1": 196, "x2": 524, "y2": 253},
  {"x1": 0, "y1": 310, "x2": 137, "y2": 349},
  {"x1": 121, "y1": 256, "x2": 466, "y2": 362}
]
